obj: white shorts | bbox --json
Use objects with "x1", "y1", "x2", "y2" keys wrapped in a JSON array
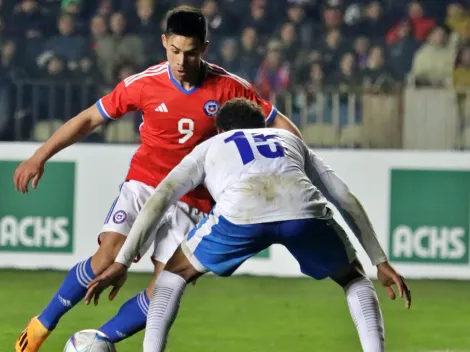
[{"x1": 100, "y1": 180, "x2": 206, "y2": 263}]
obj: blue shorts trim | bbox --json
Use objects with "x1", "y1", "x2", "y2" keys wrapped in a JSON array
[{"x1": 183, "y1": 214, "x2": 355, "y2": 279}]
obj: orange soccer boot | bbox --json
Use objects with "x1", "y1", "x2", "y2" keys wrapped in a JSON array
[{"x1": 15, "y1": 316, "x2": 51, "y2": 352}]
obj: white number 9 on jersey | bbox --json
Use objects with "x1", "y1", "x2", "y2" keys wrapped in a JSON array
[{"x1": 178, "y1": 118, "x2": 194, "y2": 144}]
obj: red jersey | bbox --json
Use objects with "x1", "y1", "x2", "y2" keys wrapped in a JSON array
[{"x1": 97, "y1": 61, "x2": 278, "y2": 214}]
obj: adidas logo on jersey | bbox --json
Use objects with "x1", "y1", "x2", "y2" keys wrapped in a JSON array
[{"x1": 155, "y1": 103, "x2": 168, "y2": 112}]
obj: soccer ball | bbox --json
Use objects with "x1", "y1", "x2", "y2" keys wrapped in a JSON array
[{"x1": 63, "y1": 329, "x2": 116, "y2": 352}]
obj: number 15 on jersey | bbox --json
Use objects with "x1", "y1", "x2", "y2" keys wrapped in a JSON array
[{"x1": 224, "y1": 131, "x2": 284, "y2": 165}]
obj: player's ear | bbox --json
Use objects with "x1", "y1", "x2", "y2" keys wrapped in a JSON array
[
  {"x1": 162, "y1": 34, "x2": 168, "y2": 49},
  {"x1": 201, "y1": 40, "x2": 209, "y2": 55}
]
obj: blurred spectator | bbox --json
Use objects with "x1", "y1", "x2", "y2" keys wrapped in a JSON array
[
  {"x1": 41, "y1": 12, "x2": 87, "y2": 61},
  {"x1": 134, "y1": 0, "x2": 158, "y2": 36},
  {"x1": 201, "y1": 0, "x2": 233, "y2": 39},
  {"x1": 387, "y1": 0, "x2": 435, "y2": 44},
  {"x1": 319, "y1": 28, "x2": 344, "y2": 75},
  {"x1": 244, "y1": 0, "x2": 270, "y2": 37},
  {"x1": 320, "y1": 1, "x2": 346, "y2": 33},
  {"x1": 362, "y1": 45, "x2": 397, "y2": 93},
  {"x1": 43, "y1": 55, "x2": 68, "y2": 80},
  {"x1": 95, "y1": 11, "x2": 145, "y2": 84},
  {"x1": 285, "y1": 3, "x2": 314, "y2": 49},
  {"x1": 37, "y1": 13, "x2": 88, "y2": 77},
  {"x1": 410, "y1": 25, "x2": 458, "y2": 87},
  {"x1": 237, "y1": 26, "x2": 262, "y2": 81},
  {"x1": 353, "y1": 0, "x2": 390, "y2": 41},
  {"x1": 61, "y1": 0, "x2": 87, "y2": 33},
  {"x1": 343, "y1": 1, "x2": 361, "y2": 27},
  {"x1": 446, "y1": 1, "x2": 470, "y2": 39},
  {"x1": 254, "y1": 40, "x2": 290, "y2": 99},
  {"x1": 216, "y1": 38, "x2": 240, "y2": 74},
  {"x1": 388, "y1": 20, "x2": 419, "y2": 80},
  {"x1": 11, "y1": 0, "x2": 47, "y2": 39},
  {"x1": 133, "y1": 0, "x2": 164, "y2": 65},
  {"x1": 326, "y1": 51, "x2": 363, "y2": 126},
  {"x1": 353, "y1": 35, "x2": 370, "y2": 69},
  {"x1": 306, "y1": 62, "x2": 324, "y2": 93},
  {"x1": 454, "y1": 46, "x2": 470, "y2": 88},
  {"x1": 293, "y1": 61, "x2": 325, "y2": 126},
  {"x1": 90, "y1": 14, "x2": 108, "y2": 49},
  {"x1": 327, "y1": 51, "x2": 362, "y2": 91},
  {"x1": 96, "y1": 0, "x2": 113, "y2": 17},
  {"x1": 0, "y1": 39, "x2": 26, "y2": 80},
  {"x1": 279, "y1": 22, "x2": 298, "y2": 62}
]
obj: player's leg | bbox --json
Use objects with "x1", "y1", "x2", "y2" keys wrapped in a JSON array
[
  {"x1": 37, "y1": 231, "x2": 126, "y2": 328},
  {"x1": 330, "y1": 260, "x2": 384, "y2": 352},
  {"x1": 143, "y1": 247, "x2": 203, "y2": 352},
  {"x1": 15, "y1": 231, "x2": 126, "y2": 352},
  {"x1": 143, "y1": 213, "x2": 270, "y2": 352},
  {"x1": 15, "y1": 181, "x2": 154, "y2": 352},
  {"x1": 98, "y1": 260, "x2": 164, "y2": 342},
  {"x1": 98, "y1": 201, "x2": 204, "y2": 343},
  {"x1": 281, "y1": 218, "x2": 384, "y2": 352}
]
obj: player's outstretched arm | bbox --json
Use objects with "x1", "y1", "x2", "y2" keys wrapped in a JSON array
[
  {"x1": 13, "y1": 105, "x2": 105, "y2": 193},
  {"x1": 304, "y1": 149, "x2": 412, "y2": 308},
  {"x1": 269, "y1": 111, "x2": 303, "y2": 140},
  {"x1": 85, "y1": 154, "x2": 203, "y2": 305},
  {"x1": 304, "y1": 149, "x2": 387, "y2": 266},
  {"x1": 320, "y1": 171, "x2": 387, "y2": 265},
  {"x1": 116, "y1": 153, "x2": 205, "y2": 266},
  {"x1": 30, "y1": 105, "x2": 105, "y2": 163}
]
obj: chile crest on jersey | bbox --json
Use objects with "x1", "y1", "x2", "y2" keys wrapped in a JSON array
[{"x1": 203, "y1": 100, "x2": 220, "y2": 117}]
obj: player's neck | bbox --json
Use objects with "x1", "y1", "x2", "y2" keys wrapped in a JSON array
[{"x1": 173, "y1": 61, "x2": 207, "y2": 90}]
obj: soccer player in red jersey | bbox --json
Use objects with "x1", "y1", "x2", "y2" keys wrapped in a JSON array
[{"x1": 13, "y1": 6, "x2": 301, "y2": 352}]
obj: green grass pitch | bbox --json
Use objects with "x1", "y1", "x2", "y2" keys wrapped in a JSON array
[{"x1": 2, "y1": 269, "x2": 470, "y2": 352}]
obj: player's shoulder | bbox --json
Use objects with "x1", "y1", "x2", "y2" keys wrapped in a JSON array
[
  {"x1": 265, "y1": 128, "x2": 307, "y2": 151},
  {"x1": 266, "y1": 127, "x2": 301, "y2": 141},
  {"x1": 205, "y1": 62, "x2": 252, "y2": 91},
  {"x1": 122, "y1": 62, "x2": 169, "y2": 88}
]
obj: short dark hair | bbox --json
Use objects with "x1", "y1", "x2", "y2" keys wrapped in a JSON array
[
  {"x1": 165, "y1": 6, "x2": 207, "y2": 44},
  {"x1": 216, "y1": 98, "x2": 266, "y2": 131}
]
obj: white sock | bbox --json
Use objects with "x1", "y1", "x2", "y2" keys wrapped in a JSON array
[
  {"x1": 143, "y1": 270, "x2": 187, "y2": 352},
  {"x1": 344, "y1": 277, "x2": 385, "y2": 352}
]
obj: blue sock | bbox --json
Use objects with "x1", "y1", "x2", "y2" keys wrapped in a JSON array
[
  {"x1": 38, "y1": 257, "x2": 96, "y2": 330},
  {"x1": 99, "y1": 290, "x2": 149, "y2": 343}
]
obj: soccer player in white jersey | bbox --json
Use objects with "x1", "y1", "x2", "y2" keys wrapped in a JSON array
[{"x1": 86, "y1": 98, "x2": 411, "y2": 352}]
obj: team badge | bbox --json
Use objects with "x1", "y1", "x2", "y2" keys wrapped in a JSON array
[
  {"x1": 113, "y1": 210, "x2": 127, "y2": 224},
  {"x1": 203, "y1": 100, "x2": 220, "y2": 117}
]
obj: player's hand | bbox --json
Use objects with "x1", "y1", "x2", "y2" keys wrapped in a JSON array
[
  {"x1": 13, "y1": 157, "x2": 45, "y2": 193},
  {"x1": 85, "y1": 263, "x2": 128, "y2": 306},
  {"x1": 377, "y1": 262, "x2": 411, "y2": 309}
]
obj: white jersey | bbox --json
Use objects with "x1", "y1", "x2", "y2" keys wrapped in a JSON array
[
  {"x1": 188, "y1": 128, "x2": 330, "y2": 224},
  {"x1": 116, "y1": 128, "x2": 388, "y2": 267}
]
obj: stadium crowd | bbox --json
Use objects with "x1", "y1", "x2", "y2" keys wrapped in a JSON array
[{"x1": 0, "y1": 0, "x2": 469, "y2": 143}]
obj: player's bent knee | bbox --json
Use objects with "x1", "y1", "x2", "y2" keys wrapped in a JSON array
[
  {"x1": 91, "y1": 232, "x2": 127, "y2": 275},
  {"x1": 146, "y1": 261, "x2": 166, "y2": 298},
  {"x1": 163, "y1": 246, "x2": 202, "y2": 283},
  {"x1": 330, "y1": 259, "x2": 366, "y2": 288}
]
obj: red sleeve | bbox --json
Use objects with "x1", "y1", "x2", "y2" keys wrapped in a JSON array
[
  {"x1": 96, "y1": 80, "x2": 142, "y2": 120},
  {"x1": 234, "y1": 81, "x2": 278, "y2": 124}
]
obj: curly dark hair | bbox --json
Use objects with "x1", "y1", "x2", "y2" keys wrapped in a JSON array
[{"x1": 216, "y1": 98, "x2": 266, "y2": 131}]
